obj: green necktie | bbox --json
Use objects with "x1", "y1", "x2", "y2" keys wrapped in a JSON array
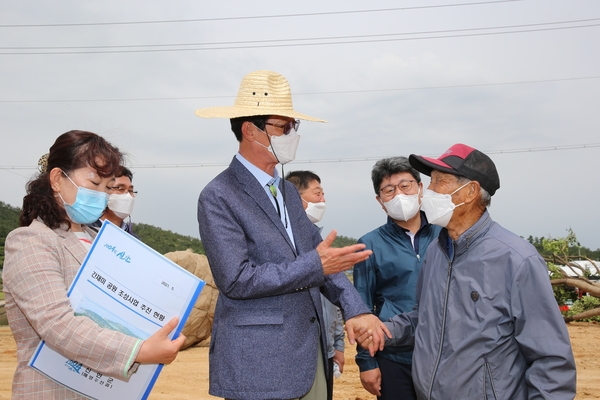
[
  {"x1": 268, "y1": 184, "x2": 281, "y2": 218},
  {"x1": 269, "y1": 184, "x2": 278, "y2": 198}
]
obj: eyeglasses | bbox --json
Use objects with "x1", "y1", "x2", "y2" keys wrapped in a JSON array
[
  {"x1": 108, "y1": 186, "x2": 138, "y2": 196},
  {"x1": 264, "y1": 119, "x2": 300, "y2": 135},
  {"x1": 379, "y1": 180, "x2": 417, "y2": 197}
]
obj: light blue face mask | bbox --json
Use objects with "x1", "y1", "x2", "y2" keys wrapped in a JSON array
[{"x1": 59, "y1": 171, "x2": 109, "y2": 224}]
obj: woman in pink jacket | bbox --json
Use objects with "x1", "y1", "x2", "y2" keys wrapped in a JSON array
[{"x1": 3, "y1": 130, "x2": 185, "y2": 399}]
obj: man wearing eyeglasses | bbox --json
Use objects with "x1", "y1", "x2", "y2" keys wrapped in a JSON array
[
  {"x1": 352, "y1": 157, "x2": 441, "y2": 399},
  {"x1": 285, "y1": 170, "x2": 346, "y2": 400},
  {"x1": 195, "y1": 70, "x2": 389, "y2": 400},
  {"x1": 89, "y1": 166, "x2": 139, "y2": 238}
]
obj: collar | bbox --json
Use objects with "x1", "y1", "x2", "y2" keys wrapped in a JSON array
[
  {"x1": 235, "y1": 152, "x2": 280, "y2": 189},
  {"x1": 440, "y1": 209, "x2": 493, "y2": 259},
  {"x1": 34, "y1": 218, "x2": 95, "y2": 265}
]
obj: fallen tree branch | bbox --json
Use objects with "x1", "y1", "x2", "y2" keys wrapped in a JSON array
[
  {"x1": 550, "y1": 278, "x2": 600, "y2": 297},
  {"x1": 564, "y1": 307, "x2": 600, "y2": 323}
]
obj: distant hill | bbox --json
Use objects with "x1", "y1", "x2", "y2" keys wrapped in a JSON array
[
  {"x1": 0, "y1": 201, "x2": 359, "y2": 271},
  {"x1": 134, "y1": 223, "x2": 204, "y2": 255},
  {"x1": 332, "y1": 235, "x2": 358, "y2": 248},
  {"x1": 0, "y1": 202, "x2": 20, "y2": 268},
  {"x1": 0, "y1": 202, "x2": 204, "y2": 270}
]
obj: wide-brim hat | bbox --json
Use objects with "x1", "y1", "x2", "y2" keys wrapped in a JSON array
[
  {"x1": 409, "y1": 143, "x2": 500, "y2": 196},
  {"x1": 195, "y1": 70, "x2": 326, "y2": 122}
]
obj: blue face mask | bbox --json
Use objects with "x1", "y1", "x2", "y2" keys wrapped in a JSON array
[{"x1": 59, "y1": 172, "x2": 109, "y2": 224}]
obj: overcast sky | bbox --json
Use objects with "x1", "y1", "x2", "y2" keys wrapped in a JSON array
[{"x1": 1, "y1": 0, "x2": 599, "y2": 250}]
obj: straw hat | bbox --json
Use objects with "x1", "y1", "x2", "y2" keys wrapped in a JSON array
[{"x1": 195, "y1": 70, "x2": 326, "y2": 122}]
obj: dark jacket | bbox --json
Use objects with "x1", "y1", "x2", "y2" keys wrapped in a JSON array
[{"x1": 353, "y1": 212, "x2": 440, "y2": 370}]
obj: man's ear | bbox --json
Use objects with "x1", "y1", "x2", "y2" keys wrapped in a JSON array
[
  {"x1": 376, "y1": 195, "x2": 386, "y2": 211},
  {"x1": 241, "y1": 121, "x2": 256, "y2": 142},
  {"x1": 464, "y1": 181, "x2": 481, "y2": 204}
]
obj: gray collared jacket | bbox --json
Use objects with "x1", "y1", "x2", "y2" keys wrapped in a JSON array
[{"x1": 385, "y1": 210, "x2": 576, "y2": 399}]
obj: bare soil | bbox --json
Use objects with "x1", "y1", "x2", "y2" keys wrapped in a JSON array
[{"x1": 0, "y1": 322, "x2": 597, "y2": 399}]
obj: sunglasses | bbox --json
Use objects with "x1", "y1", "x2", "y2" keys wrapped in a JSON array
[{"x1": 264, "y1": 119, "x2": 301, "y2": 135}]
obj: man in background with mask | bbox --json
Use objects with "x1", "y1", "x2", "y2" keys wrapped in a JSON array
[
  {"x1": 90, "y1": 166, "x2": 139, "y2": 239},
  {"x1": 285, "y1": 170, "x2": 345, "y2": 400},
  {"x1": 352, "y1": 157, "x2": 440, "y2": 399},
  {"x1": 285, "y1": 170, "x2": 327, "y2": 228},
  {"x1": 349, "y1": 144, "x2": 576, "y2": 399},
  {"x1": 195, "y1": 70, "x2": 388, "y2": 400}
]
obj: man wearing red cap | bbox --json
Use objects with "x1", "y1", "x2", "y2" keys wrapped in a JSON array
[{"x1": 349, "y1": 144, "x2": 576, "y2": 399}]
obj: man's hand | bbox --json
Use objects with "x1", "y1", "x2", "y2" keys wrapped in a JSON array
[
  {"x1": 317, "y1": 230, "x2": 372, "y2": 275},
  {"x1": 136, "y1": 317, "x2": 186, "y2": 365},
  {"x1": 346, "y1": 314, "x2": 391, "y2": 357},
  {"x1": 360, "y1": 368, "x2": 382, "y2": 396}
]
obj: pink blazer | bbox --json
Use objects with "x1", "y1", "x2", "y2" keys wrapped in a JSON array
[{"x1": 3, "y1": 219, "x2": 142, "y2": 399}]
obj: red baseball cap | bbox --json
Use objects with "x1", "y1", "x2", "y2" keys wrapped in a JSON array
[{"x1": 408, "y1": 144, "x2": 500, "y2": 196}]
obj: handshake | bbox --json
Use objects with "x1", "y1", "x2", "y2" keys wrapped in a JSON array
[{"x1": 345, "y1": 314, "x2": 392, "y2": 356}]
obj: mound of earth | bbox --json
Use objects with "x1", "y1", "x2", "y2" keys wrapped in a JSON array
[{"x1": 163, "y1": 250, "x2": 218, "y2": 349}]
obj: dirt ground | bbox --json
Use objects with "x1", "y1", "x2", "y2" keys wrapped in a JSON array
[{"x1": 1, "y1": 322, "x2": 598, "y2": 399}]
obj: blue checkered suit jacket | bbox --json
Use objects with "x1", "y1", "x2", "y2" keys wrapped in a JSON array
[{"x1": 197, "y1": 156, "x2": 370, "y2": 399}]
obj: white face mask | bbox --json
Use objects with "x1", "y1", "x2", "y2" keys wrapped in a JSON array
[
  {"x1": 381, "y1": 188, "x2": 420, "y2": 222},
  {"x1": 108, "y1": 192, "x2": 136, "y2": 220},
  {"x1": 420, "y1": 182, "x2": 470, "y2": 228},
  {"x1": 255, "y1": 126, "x2": 301, "y2": 165},
  {"x1": 303, "y1": 200, "x2": 326, "y2": 223}
]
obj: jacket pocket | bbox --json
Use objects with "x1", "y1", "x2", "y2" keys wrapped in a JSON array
[{"x1": 233, "y1": 308, "x2": 284, "y2": 326}]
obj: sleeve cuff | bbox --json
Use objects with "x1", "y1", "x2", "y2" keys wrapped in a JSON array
[{"x1": 123, "y1": 339, "x2": 143, "y2": 379}]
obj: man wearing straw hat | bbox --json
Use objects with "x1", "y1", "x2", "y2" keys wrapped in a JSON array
[{"x1": 195, "y1": 70, "x2": 389, "y2": 400}]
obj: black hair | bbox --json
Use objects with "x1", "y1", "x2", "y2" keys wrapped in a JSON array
[
  {"x1": 117, "y1": 166, "x2": 133, "y2": 182},
  {"x1": 21, "y1": 130, "x2": 124, "y2": 228},
  {"x1": 285, "y1": 170, "x2": 321, "y2": 193},
  {"x1": 230, "y1": 115, "x2": 270, "y2": 142},
  {"x1": 371, "y1": 156, "x2": 421, "y2": 195}
]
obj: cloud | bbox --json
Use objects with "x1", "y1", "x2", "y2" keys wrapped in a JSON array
[{"x1": 1, "y1": 0, "x2": 599, "y2": 249}]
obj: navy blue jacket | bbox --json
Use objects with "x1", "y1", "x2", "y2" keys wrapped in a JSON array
[{"x1": 353, "y1": 212, "x2": 440, "y2": 370}]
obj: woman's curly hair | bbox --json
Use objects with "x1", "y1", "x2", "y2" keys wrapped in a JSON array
[{"x1": 20, "y1": 130, "x2": 124, "y2": 229}]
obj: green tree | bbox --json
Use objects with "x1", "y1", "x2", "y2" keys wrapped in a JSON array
[
  {"x1": 528, "y1": 229, "x2": 600, "y2": 260},
  {"x1": 0, "y1": 201, "x2": 21, "y2": 269},
  {"x1": 0, "y1": 201, "x2": 205, "y2": 270},
  {"x1": 543, "y1": 229, "x2": 600, "y2": 322},
  {"x1": 332, "y1": 235, "x2": 357, "y2": 248},
  {"x1": 134, "y1": 223, "x2": 205, "y2": 255}
]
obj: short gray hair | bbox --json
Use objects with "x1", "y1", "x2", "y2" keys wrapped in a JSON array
[
  {"x1": 371, "y1": 157, "x2": 421, "y2": 195},
  {"x1": 456, "y1": 175, "x2": 491, "y2": 207}
]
